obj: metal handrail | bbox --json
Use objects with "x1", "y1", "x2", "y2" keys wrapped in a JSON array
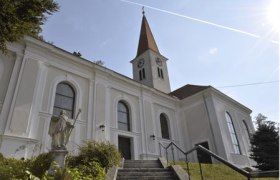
[
  {"x1": 195, "y1": 145, "x2": 249, "y2": 177},
  {"x1": 158, "y1": 141, "x2": 279, "y2": 180}
]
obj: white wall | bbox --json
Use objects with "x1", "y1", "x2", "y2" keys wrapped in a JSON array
[
  {"x1": 0, "y1": 37, "x2": 180, "y2": 159},
  {"x1": 211, "y1": 89, "x2": 254, "y2": 167},
  {"x1": 0, "y1": 37, "x2": 254, "y2": 168}
]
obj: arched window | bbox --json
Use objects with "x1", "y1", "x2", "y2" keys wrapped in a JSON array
[
  {"x1": 118, "y1": 101, "x2": 130, "y2": 131},
  {"x1": 243, "y1": 120, "x2": 251, "y2": 138},
  {"x1": 225, "y1": 112, "x2": 241, "y2": 154},
  {"x1": 53, "y1": 82, "x2": 75, "y2": 118},
  {"x1": 160, "y1": 113, "x2": 170, "y2": 139}
]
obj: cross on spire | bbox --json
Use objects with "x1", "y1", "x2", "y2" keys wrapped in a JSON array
[{"x1": 142, "y1": 6, "x2": 145, "y2": 15}]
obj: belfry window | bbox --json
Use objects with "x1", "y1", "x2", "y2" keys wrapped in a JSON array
[
  {"x1": 118, "y1": 101, "x2": 130, "y2": 131},
  {"x1": 139, "y1": 70, "x2": 142, "y2": 81},
  {"x1": 157, "y1": 68, "x2": 164, "y2": 79},
  {"x1": 139, "y1": 68, "x2": 145, "y2": 81},
  {"x1": 225, "y1": 112, "x2": 241, "y2": 154},
  {"x1": 160, "y1": 69, "x2": 164, "y2": 79},
  {"x1": 160, "y1": 113, "x2": 170, "y2": 139},
  {"x1": 53, "y1": 82, "x2": 75, "y2": 118}
]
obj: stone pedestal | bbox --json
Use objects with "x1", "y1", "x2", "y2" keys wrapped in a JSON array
[
  {"x1": 51, "y1": 150, "x2": 68, "y2": 168},
  {"x1": 49, "y1": 150, "x2": 68, "y2": 175}
]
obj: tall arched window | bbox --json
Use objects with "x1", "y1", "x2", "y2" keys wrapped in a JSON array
[
  {"x1": 225, "y1": 112, "x2": 241, "y2": 154},
  {"x1": 53, "y1": 82, "x2": 75, "y2": 118},
  {"x1": 243, "y1": 120, "x2": 251, "y2": 138},
  {"x1": 118, "y1": 101, "x2": 130, "y2": 131},
  {"x1": 160, "y1": 113, "x2": 170, "y2": 139}
]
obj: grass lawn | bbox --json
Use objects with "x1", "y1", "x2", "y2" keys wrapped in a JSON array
[{"x1": 177, "y1": 162, "x2": 279, "y2": 180}]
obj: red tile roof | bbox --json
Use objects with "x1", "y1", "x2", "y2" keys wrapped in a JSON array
[{"x1": 169, "y1": 84, "x2": 210, "y2": 100}]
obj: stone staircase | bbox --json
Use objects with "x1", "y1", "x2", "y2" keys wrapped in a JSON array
[{"x1": 116, "y1": 160, "x2": 179, "y2": 180}]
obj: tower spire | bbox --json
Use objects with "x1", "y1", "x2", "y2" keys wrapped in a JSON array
[
  {"x1": 131, "y1": 10, "x2": 171, "y2": 93},
  {"x1": 136, "y1": 10, "x2": 159, "y2": 57}
]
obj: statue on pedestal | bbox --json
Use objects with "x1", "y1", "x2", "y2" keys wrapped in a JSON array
[
  {"x1": 48, "y1": 109, "x2": 81, "y2": 171},
  {"x1": 48, "y1": 110, "x2": 80, "y2": 150}
]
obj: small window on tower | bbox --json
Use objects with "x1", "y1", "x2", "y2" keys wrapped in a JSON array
[
  {"x1": 142, "y1": 68, "x2": 146, "y2": 79},
  {"x1": 157, "y1": 68, "x2": 164, "y2": 79},
  {"x1": 139, "y1": 70, "x2": 142, "y2": 81},
  {"x1": 160, "y1": 69, "x2": 164, "y2": 79}
]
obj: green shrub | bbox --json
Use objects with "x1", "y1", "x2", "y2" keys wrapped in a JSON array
[
  {"x1": 28, "y1": 152, "x2": 54, "y2": 178},
  {"x1": 0, "y1": 157, "x2": 28, "y2": 179},
  {"x1": 67, "y1": 140, "x2": 121, "y2": 171},
  {"x1": 69, "y1": 161, "x2": 105, "y2": 180},
  {"x1": 0, "y1": 153, "x2": 52, "y2": 179}
]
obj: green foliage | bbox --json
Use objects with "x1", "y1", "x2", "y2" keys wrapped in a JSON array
[
  {"x1": 0, "y1": 154, "x2": 51, "y2": 179},
  {"x1": 51, "y1": 163, "x2": 73, "y2": 180},
  {"x1": 250, "y1": 114, "x2": 279, "y2": 171},
  {"x1": 73, "y1": 51, "x2": 82, "y2": 57},
  {"x1": 0, "y1": 140, "x2": 118, "y2": 179},
  {"x1": 49, "y1": 160, "x2": 105, "y2": 180},
  {"x1": 0, "y1": 0, "x2": 59, "y2": 53},
  {"x1": 28, "y1": 152, "x2": 54, "y2": 178},
  {"x1": 68, "y1": 162, "x2": 105, "y2": 180},
  {"x1": 0, "y1": 157, "x2": 28, "y2": 179},
  {"x1": 67, "y1": 140, "x2": 121, "y2": 171},
  {"x1": 178, "y1": 162, "x2": 278, "y2": 180},
  {"x1": 24, "y1": 170, "x2": 43, "y2": 180},
  {"x1": 93, "y1": 60, "x2": 105, "y2": 66}
]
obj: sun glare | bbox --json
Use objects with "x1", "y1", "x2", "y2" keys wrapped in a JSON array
[{"x1": 267, "y1": 0, "x2": 280, "y2": 31}]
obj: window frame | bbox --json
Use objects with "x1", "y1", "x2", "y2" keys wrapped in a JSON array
[
  {"x1": 117, "y1": 101, "x2": 131, "y2": 131},
  {"x1": 225, "y1": 112, "x2": 241, "y2": 154},
  {"x1": 53, "y1": 82, "x2": 75, "y2": 118},
  {"x1": 242, "y1": 120, "x2": 251, "y2": 138},
  {"x1": 160, "y1": 113, "x2": 170, "y2": 139}
]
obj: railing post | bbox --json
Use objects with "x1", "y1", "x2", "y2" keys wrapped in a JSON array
[
  {"x1": 171, "y1": 143, "x2": 175, "y2": 165},
  {"x1": 159, "y1": 143, "x2": 162, "y2": 157},
  {"x1": 198, "y1": 161, "x2": 203, "y2": 180},
  {"x1": 186, "y1": 154, "x2": 191, "y2": 180},
  {"x1": 166, "y1": 148, "x2": 169, "y2": 165}
]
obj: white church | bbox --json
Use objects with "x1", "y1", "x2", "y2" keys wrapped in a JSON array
[{"x1": 0, "y1": 13, "x2": 255, "y2": 167}]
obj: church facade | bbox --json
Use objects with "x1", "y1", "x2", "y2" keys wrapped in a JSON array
[{"x1": 0, "y1": 14, "x2": 255, "y2": 167}]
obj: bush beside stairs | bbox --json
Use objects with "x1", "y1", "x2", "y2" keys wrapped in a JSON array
[{"x1": 116, "y1": 159, "x2": 179, "y2": 180}]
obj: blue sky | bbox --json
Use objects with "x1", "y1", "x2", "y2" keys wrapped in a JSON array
[{"x1": 42, "y1": 0, "x2": 279, "y2": 123}]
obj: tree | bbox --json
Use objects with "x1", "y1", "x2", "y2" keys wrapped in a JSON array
[
  {"x1": 73, "y1": 51, "x2": 82, "y2": 57},
  {"x1": 250, "y1": 113, "x2": 279, "y2": 171},
  {"x1": 93, "y1": 60, "x2": 105, "y2": 66},
  {"x1": 0, "y1": 0, "x2": 59, "y2": 53}
]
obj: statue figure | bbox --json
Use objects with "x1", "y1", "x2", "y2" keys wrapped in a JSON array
[{"x1": 49, "y1": 110, "x2": 74, "y2": 150}]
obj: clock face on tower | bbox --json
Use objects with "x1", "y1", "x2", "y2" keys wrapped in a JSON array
[
  {"x1": 137, "y1": 58, "x2": 145, "y2": 68},
  {"x1": 156, "y1": 57, "x2": 162, "y2": 66}
]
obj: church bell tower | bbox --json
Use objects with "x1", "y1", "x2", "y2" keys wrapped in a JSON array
[{"x1": 131, "y1": 11, "x2": 171, "y2": 93}]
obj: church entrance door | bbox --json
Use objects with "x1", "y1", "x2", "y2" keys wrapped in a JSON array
[
  {"x1": 196, "y1": 141, "x2": 212, "y2": 164},
  {"x1": 118, "y1": 136, "x2": 132, "y2": 160}
]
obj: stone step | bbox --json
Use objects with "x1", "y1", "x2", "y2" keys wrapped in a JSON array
[
  {"x1": 117, "y1": 171, "x2": 173, "y2": 177},
  {"x1": 119, "y1": 168, "x2": 170, "y2": 172},
  {"x1": 116, "y1": 176, "x2": 178, "y2": 180},
  {"x1": 123, "y1": 164, "x2": 162, "y2": 168},
  {"x1": 124, "y1": 162, "x2": 161, "y2": 165},
  {"x1": 124, "y1": 160, "x2": 159, "y2": 163},
  {"x1": 117, "y1": 160, "x2": 179, "y2": 180}
]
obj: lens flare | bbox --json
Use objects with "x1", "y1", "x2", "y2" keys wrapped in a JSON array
[{"x1": 267, "y1": 0, "x2": 280, "y2": 31}]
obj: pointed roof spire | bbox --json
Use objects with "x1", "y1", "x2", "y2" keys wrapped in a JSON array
[{"x1": 136, "y1": 9, "x2": 160, "y2": 57}]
